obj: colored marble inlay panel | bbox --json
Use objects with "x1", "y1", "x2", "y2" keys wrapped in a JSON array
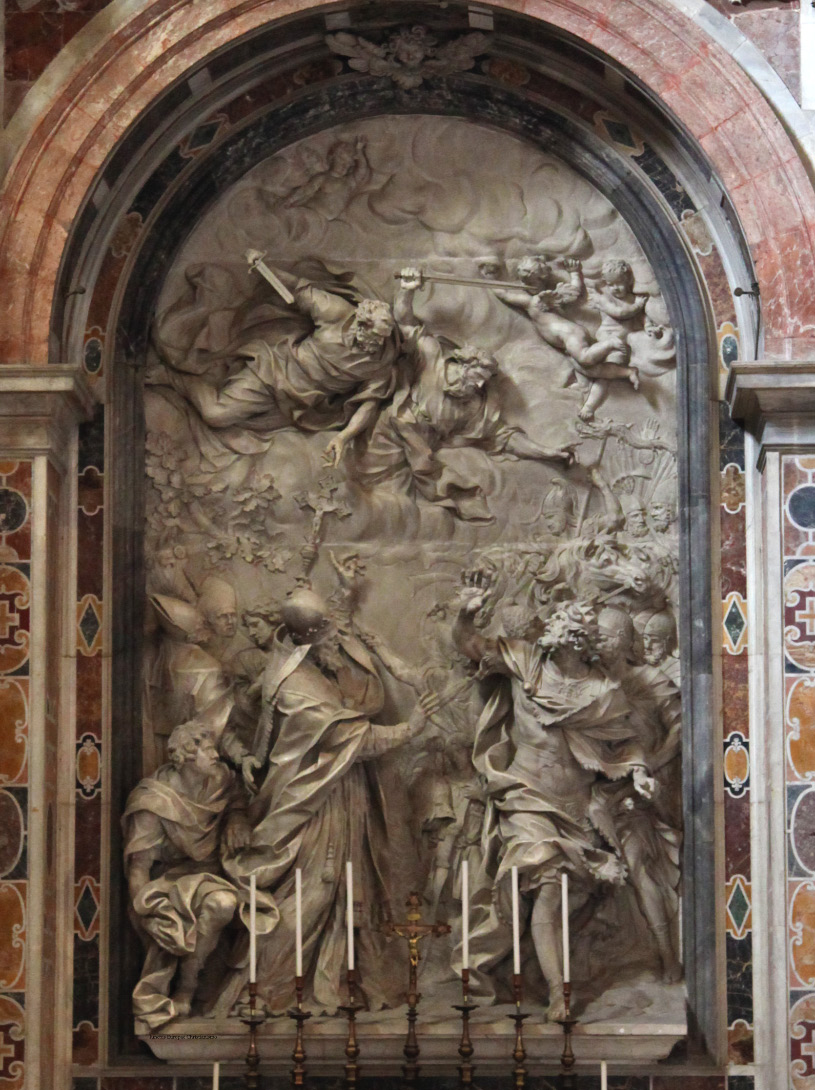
[
  {"x1": 73, "y1": 413, "x2": 104, "y2": 1065},
  {"x1": 720, "y1": 423, "x2": 753, "y2": 1064},
  {"x1": 783, "y1": 455, "x2": 815, "y2": 1086},
  {"x1": 0, "y1": 460, "x2": 30, "y2": 1089}
]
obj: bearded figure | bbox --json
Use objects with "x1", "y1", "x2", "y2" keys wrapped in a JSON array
[
  {"x1": 352, "y1": 268, "x2": 573, "y2": 522},
  {"x1": 152, "y1": 261, "x2": 401, "y2": 466},
  {"x1": 452, "y1": 590, "x2": 656, "y2": 1021}
]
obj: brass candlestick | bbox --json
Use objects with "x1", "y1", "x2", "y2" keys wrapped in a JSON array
[
  {"x1": 287, "y1": 974, "x2": 311, "y2": 1088},
  {"x1": 555, "y1": 980, "x2": 578, "y2": 1090},
  {"x1": 338, "y1": 968, "x2": 363, "y2": 1089},
  {"x1": 452, "y1": 966, "x2": 478, "y2": 1087},
  {"x1": 384, "y1": 892, "x2": 451, "y2": 1084},
  {"x1": 507, "y1": 972, "x2": 529, "y2": 1090},
  {"x1": 239, "y1": 980, "x2": 268, "y2": 1090}
]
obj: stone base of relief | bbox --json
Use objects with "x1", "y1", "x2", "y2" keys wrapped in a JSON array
[
  {"x1": 147, "y1": 984, "x2": 685, "y2": 1067},
  {"x1": 131, "y1": 113, "x2": 684, "y2": 1058}
]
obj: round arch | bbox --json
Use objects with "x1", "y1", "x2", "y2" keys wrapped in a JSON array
[{"x1": 0, "y1": 0, "x2": 813, "y2": 364}]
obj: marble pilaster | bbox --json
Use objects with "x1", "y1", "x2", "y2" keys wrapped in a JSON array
[
  {"x1": 727, "y1": 361, "x2": 815, "y2": 1090},
  {"x1": 0, "y1": 365, "x2": 95, "y2": 1090}
]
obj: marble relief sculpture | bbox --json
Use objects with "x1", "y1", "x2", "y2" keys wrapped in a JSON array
[
  {"x1": 123, "y1": 721, "x2": 276, "y2": 1033},
  {"x1": 133, "y1": 114, "x2": 684, "y2": 1038}
]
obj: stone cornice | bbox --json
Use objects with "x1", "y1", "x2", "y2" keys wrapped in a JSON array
[
  {"x1": 726, "y1": 360, "x2": 815, "y2": 463},
  {"x1": 0, "y1": 364, "x2": 97, "y2": 462}
]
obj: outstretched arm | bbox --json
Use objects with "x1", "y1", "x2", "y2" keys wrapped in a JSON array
[
  {"x1": 323, "y1": 398, "x2": 381, "y2": 467},
  {"x1": 590, "y1": 291, "x2": 647, "y2": 320},
  {"x1": 356, "y1": 692, "x2": 440, "y2": 758},
  {"x1": 493, "y1": 286, "x2": 535, "y2": 311},
  {"x1": 356, "y1": 627, "x2": 423, "y2": 690},
  {"x1": 553, "y1": 258, "x2": 585, "y2": 307},
  {"x1": 452, "y1": 584, "x2": 495, "y2": 664},
  {"x1": 504, "y1": 428, "x2": 575, "y2": 467},
  {"x1": 394, "y1": 267, "x2": 423, "y2": 327},
  {"x1": 283, "y1": 176, "x2": 324, "y2": 208},
  {"x1": 352, "y1": 137, "x2": 372, "y2": 187}
]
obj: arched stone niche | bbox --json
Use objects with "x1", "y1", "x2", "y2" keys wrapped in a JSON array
[
  {"x1": 85, "y1": 27, "x2": 724, "y2": 1075},
  {"x1": 29, "y1": 1, "x2": 777, "y2": 1079}
]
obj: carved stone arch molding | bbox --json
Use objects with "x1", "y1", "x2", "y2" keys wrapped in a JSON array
[{"x1": 14, "y1": 0, "x2": 780, "y2": 1079}]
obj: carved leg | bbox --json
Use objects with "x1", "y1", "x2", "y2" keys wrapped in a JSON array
[
  {"x1": 171, "y1": 890, "x2": 237, "y2": 1017},
  {"x1": 528, "y1": 883, "x2": 565, "y2": 1021},
  {"x1": 578, "y1": 379, "x2": 609, "y2": 421},
  {"x1": 651, "y1": 922, "x2": 682, "y2": 983},
  {"x1": 629, "y1": 865, "x2": 681, "y2": 982}
]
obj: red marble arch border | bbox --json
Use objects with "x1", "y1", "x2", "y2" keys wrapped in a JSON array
[{"x1": 0, "y1": 0, "x2": 814, "y2": 363}]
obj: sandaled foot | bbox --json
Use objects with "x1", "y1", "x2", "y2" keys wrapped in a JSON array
[{"x1": 171, "y1": 992, "x2": 193, "y2": 1018}]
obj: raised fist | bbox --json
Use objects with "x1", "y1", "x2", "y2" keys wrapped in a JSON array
[{"x1": 399, "y1": 267, "x2": 424, "y2": 292}]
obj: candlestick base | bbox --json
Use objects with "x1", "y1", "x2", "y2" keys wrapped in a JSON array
[
  {"x1": 238, "y1": 982, "x2": 268, "y2": 1090},
  {"x1": 453, "y1": 970, "x2": 478, "y2": 1089},
  {"x1": 555, "y1": 981, "x2": 579, "y2": 1090},
  {"x1": 339, "y1": 969, "x2": 363, "y2": 1089},
  {"x1": 506, "y1": 1010, "x2": 529, "y2": 1089},
  {"x1": 286, "y1": 1005, "x2": 311, "y2": 1088}
]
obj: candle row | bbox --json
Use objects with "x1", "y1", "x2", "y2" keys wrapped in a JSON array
[
  {"x1": 462, "y1": 863, "x2": 570, "y2": 981},
  {"x1": 246, "y1": 865, "x2": 354, "y2": 982},
  {"x1": 229, "y1": 865, "x2": 615, "y2": 1090},
  {"x1": 246, "y1": 863, "x2": 573, "y2": 982}
]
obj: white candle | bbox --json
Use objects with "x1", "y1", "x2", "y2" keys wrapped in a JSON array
[
  {"x1": 295, "y1": 868, "x2": 303, "y2": 977},
  {"x1": 511, "y1": 865, "x2": 521, "y2": 975},
  {"x1": 461, "y1": 860, "x2": 469, "y2": 970},
  {"x1": 600, "y1": 1060, "x2": 607, "y2": 1090},
  {"x1": 561, "y1": 871, "x2": 570, "y2": 984},
  {"x1": 212, "y1": 1061, "x2": 219, "y2": 1090},
  {"x1": 249, "y1": 873, "x2": 257, "y2": 984},
  {"x1": 346, "y1": 860, "x2": 355, "y2": 971}
]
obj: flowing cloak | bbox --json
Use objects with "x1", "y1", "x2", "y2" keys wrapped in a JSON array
[
  {"x1": 589, "y1": 663, "x2": 682, "y2": 920},
  {"x1": 152, "y1": 263, "x2": 402, "y2": 460},
  {"x1": 122, "y1": 764, "x2": 276, "y2": 1034},
  {"x1": 218, "y1": 628, "x2": 404, "y2": 1013},
  {"x1": 353, "y1": 325, "x2": 516, "y2": 521},
  {"x1": 147, "y1": 637, "x2": 233, "y2": 741},
  {"x1": 461, "y1": 638, "x2": 647, "y2": 992}
]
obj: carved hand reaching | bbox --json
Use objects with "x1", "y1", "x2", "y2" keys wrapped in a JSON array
[
  {"x1": 457, "y1": 568, "x2": 494, "y2": 617},
  {"x1": 322, "y1": 434, "x2": 347, "y2": 468},
  {"x1": 632, "y1": 765, "x2": 657, "y2": 799},
  {"x1": 241, "y1": 754, "x2": 263, "y2": 795},
  {"x1": 223, "y1": 812, "x2": 253, "y2": 854},
  {"x1": 329, "y1": 549, "x2": 365, "y2": 587},
  {"x1": 399, "y1": 266, "x2": 424, "y2": 292},
  {"x1": 407, "y1": 690, "x2": 441, "y2": 736}
]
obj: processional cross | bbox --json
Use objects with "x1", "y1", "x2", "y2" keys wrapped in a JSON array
[
  {"x1": 293, "y1": 473, "x2": 351, "y2": 583},
  {"x1": 384, "y1": 892, "x2": 451, "y2": 1084}
]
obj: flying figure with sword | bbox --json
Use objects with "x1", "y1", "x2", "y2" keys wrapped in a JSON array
[
  {"x1": 351, "y1": 267, "x2": 576, "y2": 522},
  {"x1": 156, "y1": 249, "x2": 402, "y2": 468}
]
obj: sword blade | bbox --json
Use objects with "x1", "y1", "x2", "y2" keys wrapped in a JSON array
[
  {"x1": 247, "y1": 253, "x2": 295, "y2": 304},
  {"x1": 393, "y1": 271, "x2": 531, "y2": 291}
]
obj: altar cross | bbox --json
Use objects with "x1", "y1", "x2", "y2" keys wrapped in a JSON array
[{"x1": 384, "y1": 893, "x2": 450, "y2": 1084}]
